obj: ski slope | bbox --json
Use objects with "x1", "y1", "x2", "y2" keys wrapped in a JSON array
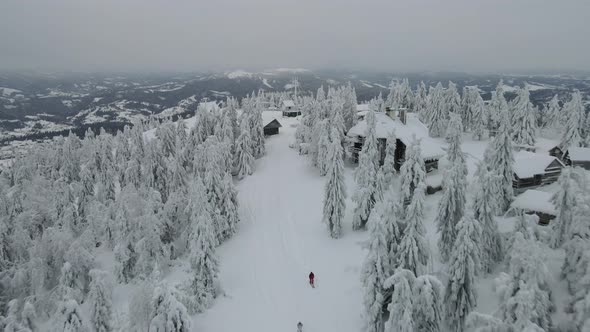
[{"x1": 195, "y1": 118, "x2": 366, "y2": 332}]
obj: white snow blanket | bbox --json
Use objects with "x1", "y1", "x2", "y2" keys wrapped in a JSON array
[
  {"x1": 511, "y1": 189, "x2": 556, "y2": 215},
  {"x1": 513, "y1": 151, "x2": 563, "y2": 179},
  {"x1": 568, "y1": 147, "x2": 590, "y2": 162}
]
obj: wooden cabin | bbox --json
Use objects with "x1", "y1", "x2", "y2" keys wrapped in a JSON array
[
  {"x1": 346, "y1": 110, "x2": 443, "y2": 173},
  {"x1": 512, "y1": 151, "x2": 565, "y2": 193},
  {"x1": 510, "y1": 189, "x2": 556, "y2": 225},
  {"x1": 548, "y1": 146, "x2": 564, "y2": 160},
  {"x1": 281, "y1": 100, "x2": 300, "y2": 117},
  {"x1": 263, "y1": 119, "x2": 282, "y2": 136},
  {"x1": 563, "y1": 147, "x2": 590, "y2": 170}
]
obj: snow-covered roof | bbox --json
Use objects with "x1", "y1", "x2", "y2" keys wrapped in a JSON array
[
  {"x1": 356, "y1": 104, "x2": 370, "y2": 112},
  {"x1": 262, "y1": 111, "x2": 281, "y2": 127},
  {"x1": 513, "y1": 151, "x2": 564, "y2": 179},
  {"x1": 347, "y1": 112, "x2": 444, "y2": 160},
  {"x1": 511, "y1": 189, "x2": 556, "y2": 215},
  {"x1": 568, "y1": 147, "x2": 590, "y2": 162},
  {"x1": 282, "y1": 100, "x2": 295, "y2": 107}
]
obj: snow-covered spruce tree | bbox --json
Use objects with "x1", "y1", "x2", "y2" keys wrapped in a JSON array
[
  {"x1": 317, "y1": 120, "x2": 331, "y2": 176},
  {"x1": 397, "y1": 182, "x2": 429, "y2": 276},
  {"x1": 561, "y1": 192, "x2": 590, "y2": 291},
  {"x1": 21, "y1": 300, "x2": 37, "y2": 331},
  {"x1": 444, "y1": 214, "x2": 482, "y2": 332},
  {"x1": 342, "y1": 83, "x2": 358, "y2": 131},
  {"x1": 496, "y1": 232, "x2": 552, "y2": 330},
  {"x1": 487, "y1": 108, "x2": 514, "y2": 213},
  {"x1": 148, "y1": 285, "x2": 191, "y2": 332},
  {"x1": 413, "y1": 275, "x2": 444, "y2": 332},
  {"x1": 436, "y1": 113, "x2": 467, "y2": 262},
  {"x1": 383, "y1": 269, "x2": 416, "y2": 332},
  {"x1": 2, "y1": 299, "x2": 28, "y2": 332},
  {"x1": 473, "y1": 164, "x2": 503, "y2": 273},
  {"x1": 446, "y1": 81, "x2": 462, "y2": 118},
  {"x1": 54, "y1": 299, "x2": 85, "y2": 332},
  {"x1": 234, "y1": 117, "x2": 255, "y2": 180},
  {"x1": 250, "y1": 98, "x2": 266, "y2": 158},
  {"x1": 471, "y1": 91, "x2": 487, "y2": 140},
  {"x1": 544, "y1": 94, "x2": 562, "y2": 132},
  {"x1": 427, "y1": 82, "x2": 448, "y2": 137},
  {"x1": 414, "y1": 81, "x2": 428, "y2": 122},
  {"x1": 488, "y1": 80, "x2": 508, "y2": 135},
  {"x1": 551, "y1": 167, "x2": 579, "y2": 248},
  {"x1": 559, "y1": 90, "x2": 585, "y2": 151},
  {"x1": 397, "y1": 141, "x2": 426, "y2": 222},
  {"x1": 185, "y1": 178, "x2": 219, "y2": 313},
  {"x1": 511, "y1": 86, "x2": 537, "y2": 148},
  {"x1": 322, "y1": 128, "x2": 346, "y2": 239},
  {"x1": 352, "y1": 110, "x2": 379, "y2": 230},
  {"x1": 361, "y1": 201, "x2": 392, "y2": 332},
  {"x1": 219, "y1": 173, "x2": 239, "y2": 241},
  {"x1": 460, "y1": 86, "x2": 475, "y2": 131},
  {"x1": 88, "y1": 269, "x2": 113, "y2": 332},
  {"x1": 381, "y1": 130, "x2": 397, "y2": 191}
]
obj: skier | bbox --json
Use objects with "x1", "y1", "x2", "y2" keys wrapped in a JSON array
[
  {"x1": 309, "y1": 272, "x2": 315, "y2": 288},
  {"x1": 297, "y1": 321, "x2": 303, "y2": 332}
]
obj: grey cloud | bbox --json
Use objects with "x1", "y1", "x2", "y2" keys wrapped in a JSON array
[{"x1": 1, "y1": 0, "x2": 589, "y2": 72}]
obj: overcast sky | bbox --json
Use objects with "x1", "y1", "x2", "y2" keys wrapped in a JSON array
[{"x1": 1, "y1": 0, "x2": 589, "y2": 73}]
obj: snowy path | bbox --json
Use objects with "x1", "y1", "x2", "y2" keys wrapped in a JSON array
[{"x1": 196, "y1": 121, "x2": 365, "y2": 332}]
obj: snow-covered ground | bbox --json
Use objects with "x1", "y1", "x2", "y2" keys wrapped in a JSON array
[
  {"x1": 122, "y1": 115, "x2": 571, "y2": 331},
  {"x1": 196, "y1": 117, "x2": 366, "y2": 331}
]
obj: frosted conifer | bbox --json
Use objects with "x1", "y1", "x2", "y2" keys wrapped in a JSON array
[{"x1": 352, "y1": 110, "x2": 379, "y2": 230}]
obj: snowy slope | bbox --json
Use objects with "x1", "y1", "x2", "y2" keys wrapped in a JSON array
[{"x1": 195, "y1": 117, "x2": 366, "y2": 332}]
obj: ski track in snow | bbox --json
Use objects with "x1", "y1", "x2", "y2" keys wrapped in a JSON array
[{"x1": 196, "y1": 118, "x2": 365, "y2": 332}]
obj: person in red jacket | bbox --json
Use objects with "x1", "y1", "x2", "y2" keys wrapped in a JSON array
[{"x1": 309, "y1": 272, "x2": 315, "y2": 287}]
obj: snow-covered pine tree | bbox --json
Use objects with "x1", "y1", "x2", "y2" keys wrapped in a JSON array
[
  {"x1": 234, "y1": 117, "x2": 255, "y2": 180},
  {"x1": 473, "y1": 164, "x2": 503, "y2": 273},
  {"x1": 561, "y1": 190, "x2": 590, "y2": 292},
  {"x1": 511, "y1": 86, "x2": 537, "y2": 148},
  {"x1": 342, "y1": 83, "x2": 358, "y2": 131},
  {"x1": 446, "y1": 81, "x2": 462, "y2": 118},
  {"x1": 436, "y1": 113, "x2": 467, "y2": 262},
  {"x1": 551, "y1": 167, "x2": 580, "y2": 248},
  {"x1": 219, "y1": 173, "x2": 239, "y2": 241},
  {"x1": 322, "y1": 128, "x2": 346, "y2": 239},
  {"x1": 544, "y1": 94, "x2": 562, "y2": 132},
  {"x1": 381, "y1": 130, "x2": 397, "y2": 191},
  {"x1": 497, "y1": 232, "x2": 553, "y2": 330},
  {"x1": 88, "y1": 269, "x2": 113, "y2": 332},
  {"x1": 415, "y1": 81, "x2": 428, "y2": 122},
  {"x1": 361, "y1": 200, "x2": 391, "y2": 332},
  {"x1": 317, "y1": 120, "x2": 331, "y2": 176},
  {"x1": 148, "y1": 285, "x2": 191, "y2": 332},
  {"x1": 397, "y1": 141, "x2": 427, "y2": 222},
  {"x1": 488, "y1": 80, "x2": 508, "y2": 135},
  {"x1": 413, "y1": 275, "x2": 444, "y2": 332},
  {"x1": 397, "y1": 182, "x2": 429, "y2": 276},
  {"x1": 22, "y1": 300, "x2": 36, "y2": 331},
  {"x1": 487, "y1": 108, "x2": 514, "y2": 212},
  {"x1": 352, "y1": 110, "x2": 379, "y2": 230},
  {"x1": 250, "y1": 98, "x2": 266, "y2": 158},
  {"x1": 559, "y1": 90, "x2": 585, "y2": 151},
  {"x1": 471, "y1": 91, "x2": 487, "y2": 140},
  {"x1": 184, "y1": 177, "x2": 219, "y2": 313},
  {"x1": 427, "y1": 82, "x2": 448, "y2": 137},
  {"x1": 383, "y1": 269, "x2": 416, "y2": 332},
  {"x1": 444, "y1": 214, "x2": 482, "y2": 332},
  {"x1": 55, "y1": 299, "x2": 85, "y2": 332},
  {"x1": 2, "y1": 299, "x2": 27, "y2": 332}
]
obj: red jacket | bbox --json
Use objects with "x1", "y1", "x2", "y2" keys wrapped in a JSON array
[{"x1": 309, "y1": 272, "x2": 315, "y2": 280}]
